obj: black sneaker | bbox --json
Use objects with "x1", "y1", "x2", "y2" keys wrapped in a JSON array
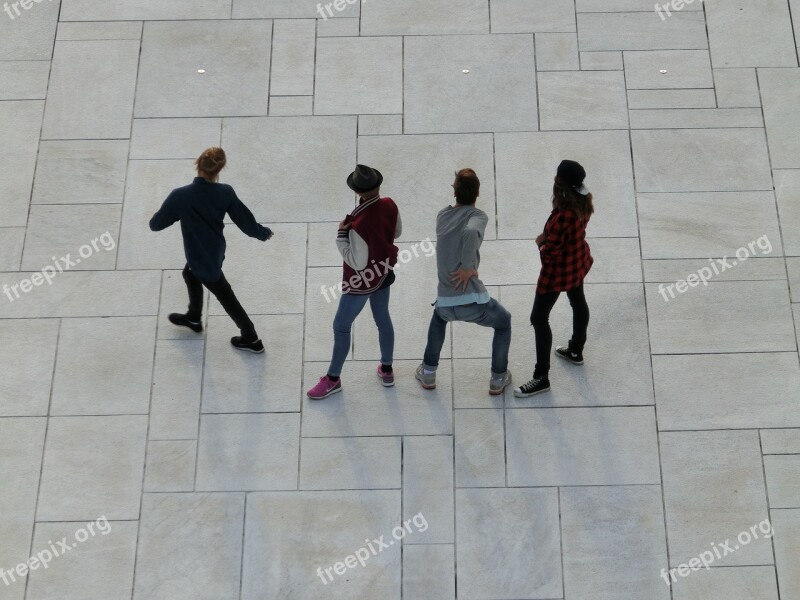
[
  {"x1": 231, "y1": 337, "x2": 265, "y2": 354},
  {"x1": 168, "y1": 313, "x2": 203, "y2": 333},
  {"x1": 555, "y1": 346, "x2": 583, "y2": 365},
  {"x1": 513, "y1": 375, "x2": 550, "y2": 398}
]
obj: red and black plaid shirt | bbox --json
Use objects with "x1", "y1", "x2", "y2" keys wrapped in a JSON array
[{"x1": 536, "y1": 208, "x2": 593, "y2": 294}]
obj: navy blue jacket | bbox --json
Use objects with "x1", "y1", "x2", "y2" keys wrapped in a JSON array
[{"x1": 150, "y1": 177, "x2": 272, "y2": 282}]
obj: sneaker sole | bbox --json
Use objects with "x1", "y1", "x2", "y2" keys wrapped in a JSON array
[
  {"x1": 377, "y1": 369, "x2": 395, "y2": 387},
  {"x1": 513, "y1": 386, "x2": 551, "y2": 398},
  {"x1": 555, "y1": 352, "x2": 583, "y2": 365},
  {"x1": 169, "y1": 320, "x2": 203, "y2": 333},
  {"x1": 489, "y1": 383, "x2": 511, "y2": 396},
  {"x1": 415, "y1": 375, "x2": 436, "y2": 390},
  {"x1": 308, "y1": 385, "x2": 342, "y2": 400},
  {"x1": 233, "y1": 345, "x2": 265, "y2": 354}
]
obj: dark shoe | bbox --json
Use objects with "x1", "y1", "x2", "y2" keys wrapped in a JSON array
[
  {"x1": 231, "y1": 336, "x2": 264, "y2": 354},
  {"x1": 513, "y1": 375, "x2": 551, "y2": 398},
  {"x1": 555, "y1": 346, "x2": 584, "y2": 365},
  {"x1": 168, "y1": 313, "x2": 203, "y2": 333}
]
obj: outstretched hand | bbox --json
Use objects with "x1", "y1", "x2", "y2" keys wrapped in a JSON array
[
  {"x1": 265, "y1": 227, "x2": 274, "y2": 240},
  {"x1": 450, "y1": 268, "x2": 478, "y2": 291},
  {"x1": 535, "y1": 233, "x2": 544, "y2": 246}
]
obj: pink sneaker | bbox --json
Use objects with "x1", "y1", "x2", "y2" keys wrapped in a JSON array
[
  {"x1": 377, "y1": 364, "x2": 395, "y2": 387},
  {"x1": 307, "y1": 375, "x2": 342, "y2": 400}
]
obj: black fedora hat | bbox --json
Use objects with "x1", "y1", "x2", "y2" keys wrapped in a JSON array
[{"x1": 347, "y1": 164, "x2": 383, "y2": 193}]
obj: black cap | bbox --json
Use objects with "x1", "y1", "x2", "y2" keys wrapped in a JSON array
[{"x1": 557, "y1": 160, "x2": 589, "y2": 195}]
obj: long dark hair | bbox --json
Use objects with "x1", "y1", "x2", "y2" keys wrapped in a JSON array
[{"x1": 552, "y1": 177, "x2": 594, "y2": 221}]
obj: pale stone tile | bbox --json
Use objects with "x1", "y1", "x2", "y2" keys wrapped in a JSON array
[
  {"x1": 624, "y1": 50, "x2": 713, "y2": 89},
  {"x1": 222, "y1": 116, "x2": 357, "y2": 223},
  {"x1": 478, "y1": 240, "x2": 539, "y2": 285},
  {"x1": 496, "y1": 130, "x2": 638, "y2": 238},
  {"x1": 492, "y1": 0, "x2": 576, "y2": 32},
  {"x1": 0, "y1": 0, "x2": 59, "y2": 60},
  {"x1": 233, "y1": 0, "x2": 359, "y2": 18},
  {"x1": 317, "y1": 17, "x2": 360, "y2": 36},
  {"x1": 305, "y1": 267, "x2": 348, "y2": 363},
  {"x1": 42, "y1": 40, "x2": 139, "y2": 139},
  {"x1": 355, "y1": 133, "x2": 496, "y2": 241},
  {"x1": 628, "y1": 88, "x2": 717, "y2": 109},
  {"x1": 577, "y1": 0, "x2": 703, "y2": 9},
  {"x1": 580, "y1": 50, "x2": 623, "y2": 70},
  {"x1": 299, "y1": 437, "x2": 401, "y2": 490},
  {"x1": 646, "y1": 281, "x2": 794, "y2": 354},
  {"x1": 0, "y1": 228, "x2": 25, "y2": 271},
  {"x1": 144, "y1": 440, "x2": 196, "y2": 492},
  {"x1": 307, "y1": 223, "x2": 345, "y2": 267},
  {"x1": 202, "y1": 315, "x2": 303, "y2": 413},
  {"x1": 630, "y1": 108, "x2": 763, "y2": 129},
  {"x1": 149, "y1": 339, "x2": 203, "y2": 440},
  {"x1": 561, "y1": 486, "x2": 669, "y2": 600},
  {"x1": 196, "y1": 413, "x2": 300, "y2": 491},
  {"x1": 134, "y1": 493, "x2": 244, "y2": 600},
  {"x1": 761, "y1": 429, "x2": 800, "y2": 454},
  {"x1": 117, "y1": 160, "x2": 193, "y2": 271},
  {"x1": 584, "y1": 238, "x2": 643, "y2": 283},
  {"x1": 403, "y1": 436, "x2": 454, "y2": 544},
  {"x1": 671, "y1": 566, "x2": 779, "y2": 600},
  {"x1": 0, "y1": 271, "x2": 161, "y2": 319},
  {"x1": 404, "y1": 35, "x2": 537, "y2": 133},
  {"x1": 456, "y1": 488, "x2": 562, "y2": 598},
  {"x1": 207, "y1": 223, "x2": 306, "y2": 316},
  {"x1": 715, "y1": 68, "x2": 761, "y2": 107},
  {"x1": 0, "y1": 418, "x2": 46, "y2": 600},
  {"x1": 315, "y1": 37, "x2": 403, "y2": 115},
  {"x1": 302, "y1": 361, "x2": 453, "y2": 437},
  {"x1": 51, "y1": 317, "x2": 156, "y2": 416},
  {"x1": 451, "y1": 359, "x2": 506, "y2": 409},
  {"x1": 22, "y1": 205, "x2": 121, "y2": 271},
  {"x1": 242, "y1": 490, "x2": 400, "y2": 599},
  {"x1": 507, "y1": 407, "x2": 660, "y2": 486},
  {"x1": 775, "y1": 170, "x2": 800, "y2": 256},
  {"x1": 62, "y1": 0, "x2": 231, "y2": 20},
  {"x1": 402, "y1": 545, "x2": 455, "y2": 599},
  {"x1": 0, "y1": 101, "x2": 44, "y2": 227},
  {"x1": 772, "y1": 509, "x2": 800, "y2": 600},
  {"x1": 577, "y1": 12, "x2": 708, "y2": 51},
  {"x1": 269, "y1": 96, "x2": 313, "y2": 116},
  {"x1": 705, "y1": 0, "x2": 796, "y2": 67},
  {"x1": 787, "y1": 257, "x2": 800, "y2": 301},
  {"x1": 130, "y1": 118, "x2": 221, "y2": 160},
  {"x1": 454, "y1": 409, "x2": 505, "y2": 487},
  {"x1": 0, "y1": 62, "x2": 50, "y2": 100},
  {"x1": 33, "y1": 140, "x2": 129, "y2": 204},
  {"x1": 271, "y1": 20, "x2": 315, "y2": 96},
  {"x1": 536, "y1": 33, "x2": 580, "y2": 70},
  {"x1": 643, "y1": 257, "x2": 787, "y2": 282},
  {"x1": 136, "y1": 21, "x2": 271, "y2": 118},
  {"x1": 501, "y1": 284, "x2": 655, "y2": 408},
  {"x1": 27, "y1": 521, "x2": 138, "y2": 600},
  {"x1": 37, "y1": 416, "x2": 147, "y2": 521},
  {"x1": 361, "y1": 0, "x2": 487, "y2": 34},
  {"x1": 654, "y1": 353, "x2": 800, "y2": 430},
  {"x1": 661, "y1": 430, "x2": 773, "y2": 567},
  {"x1": 759, "y1": 68, "x2": 800, "y2": 169},
  {"x1": 764, "y1": 455, "x2": 800, "y2": 508},
  {"x1": 359, "y1": 115, "x2": 403, "y2": 135},
  {"x1": 56, "y1": 21, "x2": 143, "y2": 40},
  {"x1": 0, "y1": 319, "x2": 58, "y2": 417},
  {"x1": 639, "y1": 192, "x2": 781, "y2": 259},
  {"x1": 631, "y1": 129, "x2": 772, "y2": 192}
]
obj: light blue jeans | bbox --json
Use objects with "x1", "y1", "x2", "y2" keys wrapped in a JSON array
[{"x1": 328, "y1": 287, "x2": 394, "y2": 378}]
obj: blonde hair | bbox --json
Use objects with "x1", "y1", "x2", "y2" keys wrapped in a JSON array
[{"x1": 196, "y1": 147, "x2": 226, "y2": 180}]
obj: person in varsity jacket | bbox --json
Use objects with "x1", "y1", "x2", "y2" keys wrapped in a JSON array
[
  {"x1": 307, "y1": 165, "x2": 402, "y2": 400},
  {"x1": 514, "y1": 160, "x2": 594, "y2": 398}
]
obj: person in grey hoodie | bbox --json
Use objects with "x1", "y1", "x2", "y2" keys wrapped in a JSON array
[{"x1": 416, "y1": 168, "x2": 512, "y2": 396}]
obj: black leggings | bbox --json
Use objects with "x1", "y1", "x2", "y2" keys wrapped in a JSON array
[
  {"x1": 183, "y1": 265, "x2": 258, "y2": 341},
  {"x1": 530, "y1": 283, "x2": 589, "y2": 377}
]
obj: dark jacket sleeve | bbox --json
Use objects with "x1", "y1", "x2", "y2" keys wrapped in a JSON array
[
  {"x1": 227, "y1": 188, "x2": 272, "y2": 241},
  {"x1": 149, "y1": 191, "x2": 181, "y2": 232},
  {"x1": 539, "y1": 211, "x2": 568, "y2": 264}
]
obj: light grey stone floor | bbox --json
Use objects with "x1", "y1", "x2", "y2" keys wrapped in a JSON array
[{"x1": 1, "y1": 1, "x2": 799, "y2": 599}]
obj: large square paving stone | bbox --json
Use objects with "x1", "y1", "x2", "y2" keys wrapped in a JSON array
[
  {"x1": 671, "y1": 566, "x2": 779, "y2": 600},
  {"x1": 361, "y1": 0, "x2": 488, "y2": 34},
  {"x1": 0, "y1": 101, "x2": 44, "y2": 227},
  {"x1": 405, "y1": 35, "x2": 537, "y2": 133},
  {"x1": 538, "y1": 71, "x2": 628, "y2": 130},
  {"x1": 0, "y1": 320, "x2": 58, "y2": 416},
  {"x1": 136, "y1": 21, "x2": 272, "y2": 118}
]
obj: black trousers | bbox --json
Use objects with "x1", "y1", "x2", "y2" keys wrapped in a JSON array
[
  {"x1": 530, "y1": 283, "x2": 589, "y2": 377},
  {"x1": 182, "y1": 265, "x2": 258, "y2": 341}
]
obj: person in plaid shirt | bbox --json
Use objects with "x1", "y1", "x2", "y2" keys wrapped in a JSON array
[{"x1": 515, "y1": 160, "x2": 594, "y2": 398}]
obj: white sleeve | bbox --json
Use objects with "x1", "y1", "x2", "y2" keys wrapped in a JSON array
[{"x1": 336, "y1": 228, "x2": 370, "y2": 271}]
